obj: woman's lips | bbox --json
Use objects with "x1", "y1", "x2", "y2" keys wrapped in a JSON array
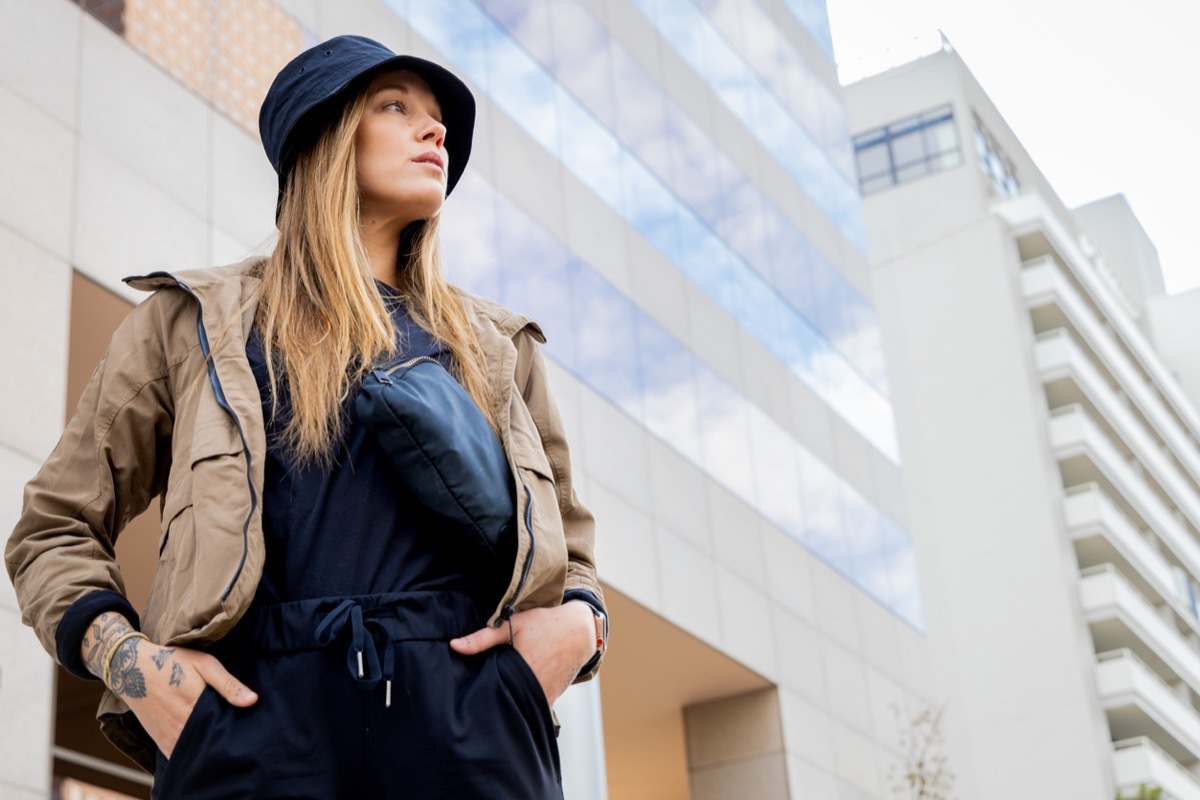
[{"x1": 414, "y1": 152, "x2": 445, "y2": 172}]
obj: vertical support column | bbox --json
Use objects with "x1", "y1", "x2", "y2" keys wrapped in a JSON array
[
  {"x1": 685, "y1": 687, "x2": 789, "y2": 799},
  {"x1": 0, "y1": 236, "x2": 73, "y2": 798},
  {"x1": 0, "y1": 0, "x2": 82, "y2": 793},
  {"x1": 557, "y1": 678, "x2": 609, "y2": 800}
]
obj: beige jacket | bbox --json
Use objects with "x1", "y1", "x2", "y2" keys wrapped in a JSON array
[{"x1": 5, "y1": 257, "x2": 603, "y2": 769}]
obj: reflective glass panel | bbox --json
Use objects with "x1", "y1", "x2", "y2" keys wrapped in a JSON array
[
  {"x1": 570, "y1": 263, "x2": 644, "y2": 419},
  {"x1": 796, "y1": 447, "x2": 850, "y2": 574},
  {"x1": 440, "y1": 173, "x2": 501, "y2": 301},
  {"x1": 545, "y1": 1, "x2": 617, "y2": 129},
  {"x1": 781, "y1": 0, "x2": 835, "y2": 58},
  {"x1": 636, "y1": 314, "x2": 703, "y2": 463},
  {"x1": 748, "y1": 404, "x2": 803, "y2": 535},
  {"x1": 700, "y1": 0, "x2": 852, "y2": 180},
  {"x1": 467, "y1": 0, "x2": 891, "y2": 398},
  {"x1": 695, "y1": 369, "x2": 756, "y2": 504},
  {"x1": 844, "y1": 489, "x2": 892, "y2": 604},
  {"x1": 440, "y1": 169, "x2": 924, "y2": 628},
  {"x1": 478, "y1": 0, "x2": 554, "y2": 65},
  {"x1": 627, "y1": 0, "x2": 864, "y2": 251}
]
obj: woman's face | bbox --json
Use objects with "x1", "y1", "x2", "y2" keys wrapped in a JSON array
[{"x1": 354, "y1": 69, "x2": 448, "y2": 228}]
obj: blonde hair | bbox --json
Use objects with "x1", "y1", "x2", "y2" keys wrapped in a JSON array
[{"x1": 255, "y1": 89, "x2": 496, "y2": 466}]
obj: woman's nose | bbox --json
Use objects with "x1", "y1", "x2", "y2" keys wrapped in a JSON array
[{"x1": 420, "y1": 118, "x2": 446, "y2": 149}]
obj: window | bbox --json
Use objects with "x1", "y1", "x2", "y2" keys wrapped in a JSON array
[
  {"x1": 973, "y1": 114, "x2": 1020, "y2": 197},
  {"x1": 852, "y1": 104, "x2": 962, "y2": 195}
]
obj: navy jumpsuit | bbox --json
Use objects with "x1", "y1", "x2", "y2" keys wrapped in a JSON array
[{"x1": 151, "y1": 288, "x2": 563, "y2": 798}]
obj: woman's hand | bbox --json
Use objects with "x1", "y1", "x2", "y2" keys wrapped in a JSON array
[
  {"x1": 450, "y1": 601, "x2": 597, "y2": 706},
  {"x1": 82, "y1": 613, "x2": 258, "y2": 757}
]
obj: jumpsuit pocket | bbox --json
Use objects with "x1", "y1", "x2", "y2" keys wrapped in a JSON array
[
  {"x1": 495, "y1": 645, "x2": 555, "y2": 732},
  {"x1": 154, "y1": 684, "x2": 217, "y2": 794}
]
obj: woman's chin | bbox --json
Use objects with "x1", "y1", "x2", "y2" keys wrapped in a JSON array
[{"x1": 362, "y1": 197, "x2": 445, "y2": 228}]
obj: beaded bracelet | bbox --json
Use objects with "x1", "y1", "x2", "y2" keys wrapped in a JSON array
[{"x1": 102, "y1": 631, "x2": 149, "y2": 689}]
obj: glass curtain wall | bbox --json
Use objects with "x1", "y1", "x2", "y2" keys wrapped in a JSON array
[
  {"x1": 387, "y1": 0, "x2": 899, "y2": 460},
  {"x1": 444, "y1": 170, "x2": 923, "y2": 629},
  {"x1": 384, "y1": 0, "x2": 925, "y2": 628}
]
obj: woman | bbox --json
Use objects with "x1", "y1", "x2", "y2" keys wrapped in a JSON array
[{"x1": 6, "y1": 35, "x2": 606, "y2": 799}]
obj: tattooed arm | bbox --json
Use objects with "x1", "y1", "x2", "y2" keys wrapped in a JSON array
[{"x1": 81, "y1": 612, "x2": 259, "y2": 757}]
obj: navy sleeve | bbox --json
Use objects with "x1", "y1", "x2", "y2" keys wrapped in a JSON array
[
  {"x1": 563, "y1": 588, "x2": 607, "y2": 677},
  {"x1": 55, "y1": 590, "x2": 141, "y2": 681}
]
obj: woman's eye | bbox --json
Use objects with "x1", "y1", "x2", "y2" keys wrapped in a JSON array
[{"x1": 385, "y1": 100, "x2": 408, "y2": 113}]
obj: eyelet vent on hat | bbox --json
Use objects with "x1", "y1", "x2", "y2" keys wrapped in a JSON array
[
  {"x1": 325, "y1": 50, "x2": 332, "y2": 56},
  {"x1": 298, "y1": 66, "x2": 305, "y2": 73}
]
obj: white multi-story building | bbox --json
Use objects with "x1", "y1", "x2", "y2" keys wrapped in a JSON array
[
  {"x1": 847, "y1": 45, "x2": 1200, "y2": 799},
  {"x1": 1, "y1": 1, "x2": 937, "y2": 798}
]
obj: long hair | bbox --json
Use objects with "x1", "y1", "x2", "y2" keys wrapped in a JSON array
[{"x1": 255, "y1": 89, "x2": 496, "y2": 466}]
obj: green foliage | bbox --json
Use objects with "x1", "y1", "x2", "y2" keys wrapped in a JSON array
[{"x1": 1114, "y1": 785, "x2": 1162, "y2": 800}]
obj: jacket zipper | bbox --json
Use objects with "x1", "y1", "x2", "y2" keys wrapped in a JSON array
[
  {"x1": 147, "y1": 272, "x2": 257, "y2": 603},
  {"x1": 372, "y1": 355, "x2": 437, "y2": 383},
  {"x1": 498, "y1": 483, "x2": 536, "y2": 625}
]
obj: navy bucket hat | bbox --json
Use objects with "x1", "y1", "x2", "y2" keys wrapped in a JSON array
[{"x1": 259, "y1": 35, "x2": 476, "y2": 213}]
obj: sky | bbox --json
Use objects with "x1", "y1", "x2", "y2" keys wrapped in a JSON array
[{"x1": 824, "y1": 0, "x2": 1200, "y2": 294}]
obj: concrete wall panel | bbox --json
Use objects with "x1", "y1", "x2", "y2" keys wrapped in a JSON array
[
  {"x1": 0, "y1": 228, "x2": 71, "y2": 460},
  {"x1": 74, "y1": 139, "x2": 209, "y2": 299},
  {"x1": 79, "y1": 14, "x2": 211, "y2": 217},
  {"x1": 0, "y1": 86, "x2": 76, "y2": 262},
  {"x1": 0, "y1": 0, "x2": 81, "y2": 127}
]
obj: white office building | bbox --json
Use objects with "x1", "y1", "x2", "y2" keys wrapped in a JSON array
[{"x1": 847, "y1": 44, "x2": 1200, "y2": 800}]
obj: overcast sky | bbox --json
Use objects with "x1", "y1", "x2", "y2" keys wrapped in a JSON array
[{"x1": 825, "y1": 0, "x2": 1200, "y2": 294}]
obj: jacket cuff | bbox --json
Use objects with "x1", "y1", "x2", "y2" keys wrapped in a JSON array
[
  {"x1": 56, "y1": 590, "x2": 141, "y2": 681},
  {"x1": 563, "y1": 589, "x2": 607, "y2": 678},
  {"x1": 562, "y1": 588, "x2": 605, "y2": 619}
]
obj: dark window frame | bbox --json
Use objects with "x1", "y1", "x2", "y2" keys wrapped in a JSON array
[{"x1": 851, "y1": 104, "x2": 963, "y2": 195}]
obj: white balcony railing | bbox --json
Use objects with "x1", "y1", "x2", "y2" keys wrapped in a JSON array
[
  {"x1": 1051, "y1": 407, "x2": 1200, "y2": 585},
  {"x1": 1064, "y1": 484, "x2": 1190, "y2": 620},
  {"x1": 1001, "y1": 191, "x2": 1200, "y2": 442},
  {"x1": 1114, "y1": 736, "x2": 1200, "y2": 800},
  {"x1": 1022, "y1": 256, "x2": 1200, "y2": 493},
  {"x1": 1080, "y1": 566, "x2": 1200, "y2": 699},
  {"x1": 1097, "y1": 649, "x2": 1200, "y2": 764},
  {"x1": 1036, "y1": 329, "x2": 1200, "y2": 542}
]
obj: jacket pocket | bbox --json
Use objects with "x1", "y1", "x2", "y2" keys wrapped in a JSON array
[{"x1": 145, "y1": 434, "x2": 248, "y2": 640}]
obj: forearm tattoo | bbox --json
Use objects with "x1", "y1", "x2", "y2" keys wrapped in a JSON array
[
  {"x1": 109, "y1": 637, "x2": 148, "y2": 699},
  {"x1": 81, "y1": 613, "x2": 188, "y2": 698},
  {"x1": 82, "y1": 613, "x2": 131, "y2": 680}
]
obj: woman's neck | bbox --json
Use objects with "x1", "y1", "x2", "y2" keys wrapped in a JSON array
[{"x1": 361, "y1": 218, "x2": 402, "y2": 287}]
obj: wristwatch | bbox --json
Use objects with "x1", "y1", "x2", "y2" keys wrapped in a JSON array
[{"x1": 590, "y1": 606, "x2": 607, "y2": 656}]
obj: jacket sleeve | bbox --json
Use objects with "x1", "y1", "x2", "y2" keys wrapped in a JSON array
[
  {"x1": 5, "y1": 291, "x2": 179, "y2": 670},
  {"x1": 514, "y1": 330, "x2": 606, "y2": 682}
]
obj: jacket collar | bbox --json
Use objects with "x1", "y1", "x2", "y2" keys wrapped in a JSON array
[{"x1": 124, "y1": 256, "x2": 545, "y2": 345}]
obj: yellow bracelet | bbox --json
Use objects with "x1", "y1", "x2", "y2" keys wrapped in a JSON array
[{"x1": 102, "y1": 631, "x2": 149, "y2": 689}]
